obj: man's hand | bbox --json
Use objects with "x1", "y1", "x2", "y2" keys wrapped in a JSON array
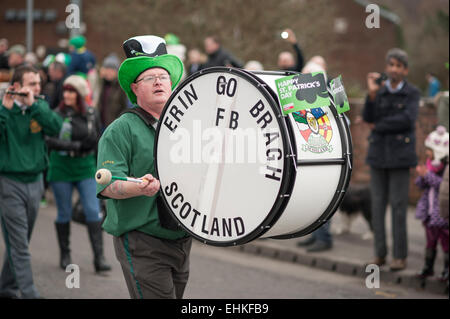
[
  {"x1": 2, "y1": 86, "x2": 15, "y2": 110},
  {"x1": 283, "y1": 28, "x2": 297, "y2": 44},
  {"x1": 138, "y1": 174, "x2": 160, "y2": 197},
  {"x1": 367, "y1": 72, "x2": 381, "y2": 101},
  {"x1": 18, "y1": 87, "x2": 35, "y2": 106},
  {"x1": 416, "y1": 164, "x2": 428, "y2": 177}
]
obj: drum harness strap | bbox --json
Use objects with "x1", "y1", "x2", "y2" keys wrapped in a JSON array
[
  {"x1": 121, "y1": 106, "x2": 157, "y2": 130},
  {"x1": 121, "y1": 107, "x2": 182, "y2": 232}
]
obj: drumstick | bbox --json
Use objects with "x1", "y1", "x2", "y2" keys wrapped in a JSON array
[
  {"x1": 95, "y1": 168, "x2": 146, "y2": 185},
  {"x1": 5, "y1": 91, "x2": 46, "y2": 100}
]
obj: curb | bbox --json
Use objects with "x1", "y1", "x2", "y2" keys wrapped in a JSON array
[{"x1": 230, "y1": 241, "x2": 448, "y2": 296}]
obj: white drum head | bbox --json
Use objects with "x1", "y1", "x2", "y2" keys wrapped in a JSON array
[{"x1": 155, "y1": 68, "x2": 295, "y2": 245}]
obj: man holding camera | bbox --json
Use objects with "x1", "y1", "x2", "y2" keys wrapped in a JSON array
[{"x1": 363, "y1": 48, "x2": 420, "y2": 271}]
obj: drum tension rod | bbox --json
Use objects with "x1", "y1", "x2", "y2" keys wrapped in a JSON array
[{"x1": 345, "y1": 153, "x2": 353, "y2": 170}]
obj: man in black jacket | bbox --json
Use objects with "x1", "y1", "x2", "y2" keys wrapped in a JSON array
[
  {"x1": 363, "y1": 48, "x2": 420, "y2": 271},
  {"x1": 199, "y1": 36, "x2": 243, "y2": 70}
]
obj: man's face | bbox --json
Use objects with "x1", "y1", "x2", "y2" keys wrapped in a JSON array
[
  {"x1": 385, "y1": 58, "x2": 408, "y2": 83},
  {"x1": 131, "y1": 67, "x2": 172, "y2": 111},
  {"x1": 8, "y1": 53, "x2": 24, "y2": 68},
  {"x1": 100, "y1": 67, "x2": 118, "y2": 82},
  {"x1": 204, "y1": 38, "x2": 219, "y2": 55},
  {"x1": 48, "y1": 63, "x2": 63, "y2": 81},
  {"x1": 0, "y1": 42, "x2": 7, "y2": 54},
  {"x1": 188, "y1": 49, "x2": 201, "y2": 63},
  {"x1": 18, "y1": 72, "x2": 41, "y2": 96},
  {"x1": 277, "y1": 52, "x2": 294, "y2": 69}
]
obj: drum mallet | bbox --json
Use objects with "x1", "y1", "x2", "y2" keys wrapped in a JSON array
[{"x1": 95, "y1": 168, "x2": 146, "y2": 185}]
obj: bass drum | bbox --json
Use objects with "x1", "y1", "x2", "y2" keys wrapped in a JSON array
[{"x1": 155, "y1": 67, "x2": 352, "y2": 246}]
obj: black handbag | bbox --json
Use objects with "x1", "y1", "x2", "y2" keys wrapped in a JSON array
[{"x1": 72, "y1": 198, "x2": 107, "y2": 225}]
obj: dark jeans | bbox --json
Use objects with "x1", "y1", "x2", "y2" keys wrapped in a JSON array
[
  {"x1": 312, "y1": 220, "x2": 332, "y2": 245},
  {"x1": 50, "y1": 178, "x2": 102, "y2": 223},
  {"x1": 370, "y1": 167, "x2": 410, "y2": 260}
]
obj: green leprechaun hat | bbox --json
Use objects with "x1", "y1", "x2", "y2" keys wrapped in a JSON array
[{"x1": 118, "y1": 35, "x2": 184, "y2": 104}]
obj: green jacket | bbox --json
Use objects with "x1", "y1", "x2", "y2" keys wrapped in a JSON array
[
  {"x1": 96, "y1": 107, "x2": 187, "y2": 240},
  {"x1": 0, "y1": 99, "x2": 63, "y2": 183},
  {"x1": 46, "y1": 106, "x2": 100, "y2": 182}
]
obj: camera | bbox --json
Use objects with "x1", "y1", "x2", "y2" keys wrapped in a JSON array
[{"x1": 375, "y1": 72, "x2": 387, "y2": 85}]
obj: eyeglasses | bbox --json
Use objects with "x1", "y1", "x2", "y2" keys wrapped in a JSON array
[{"x1": 135, "y1": 74, "x2": 171, "y2": 84}]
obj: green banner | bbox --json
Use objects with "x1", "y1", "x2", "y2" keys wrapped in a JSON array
[
  {"x1": 275, "y1": 72, "x2": 329, "y2": 115},
  {"x1": 330, "y1": 75, "x2": 350, "y2": 114}
]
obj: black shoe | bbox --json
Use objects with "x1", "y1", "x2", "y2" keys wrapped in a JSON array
[
  {"x1": 86, "y1": 221, "x2": 112, "y2": 273},
  {"x1": 94, "y1": 255, "x2": 112, "y2": 273},
  {"x1": 296, "y1": 237, "x2": 316, "y2": 247},
  {"x1": 416, "y1": 248, "x2": 436, "y2": 279},
  {"x1": 440, "y1": 268, "x2": 449, "y2": 282},
  {"x1": 417, "y1": 268, "x2": 434, "y2": 278},
  {"x1": 60, "y1": 252, "x2": 72, "y2": 270},
  {"x1": 439, "y1": 253, "x2": 449, "y2": 282},
  {"x1": 307, "y1": 241, "x2": 332, "y2": 252},
  {"x1": 55, "y1": 222, "x2": 72, "y2": 270}
]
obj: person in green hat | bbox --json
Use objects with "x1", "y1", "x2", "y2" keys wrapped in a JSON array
[
  {"x1": 68, "y1": 35, "x2": 96, "y2": 78},
  {"x1": 96, "y1": 35, "x2": 190, "y2": 299}
]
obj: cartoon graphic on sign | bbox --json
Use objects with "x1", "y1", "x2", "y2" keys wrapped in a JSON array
[
  {"x1": 292, "y1": 108, "x2": 333, "y2": 153},
  {"x1": 294, "y1": 73, "x2": 328, "y2": 104}
]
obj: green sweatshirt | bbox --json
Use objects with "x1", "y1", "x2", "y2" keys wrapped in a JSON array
[
  {"x1": 96, "y1": 108, "x2": 187, "y2": 240},
  {"x1": 0, "y1": 99, "x2": 63, "y2": 183}
]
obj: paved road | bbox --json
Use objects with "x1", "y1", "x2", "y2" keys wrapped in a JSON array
[
  {"x1": 0, "y1": 202, "x2": 445, "y2": 299},
  {"x1": 186, "y1": 242, "x2": 444, "y2": 299}
]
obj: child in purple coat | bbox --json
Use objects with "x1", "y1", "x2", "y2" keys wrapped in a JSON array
[{"x1": 415, "y1": 126, "x2": 449, "y2": 281}]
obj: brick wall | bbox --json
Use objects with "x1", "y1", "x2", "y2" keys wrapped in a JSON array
[
  {"x1": 0, "y1": 0, "x2": 68, "y2": 53},
  {"x1": 346, "y1": 98, "x2": 440, "y2": 204}
]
